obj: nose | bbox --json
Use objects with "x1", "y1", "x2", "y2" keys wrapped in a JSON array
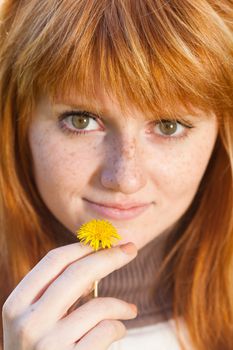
[{"x1": 100, "y1": 137, "x2": 147, "y2": 194}]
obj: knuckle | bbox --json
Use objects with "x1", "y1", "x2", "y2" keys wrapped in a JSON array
[
  {"x1": 16, "y1": 319, "x2": 34, "y2": 343},
  {"x1": 104, "y1": 247, "x2": 121, "y2": 264},
  {"x1": 2, "y1": 300, "x2": 11, "y2": 319},
  {"x1": 87, "y1": 297, "x2": 110, "y2": 313},
  {"x1": 89, "y1": 297, "x2": 130, "y2": 316},
  {"x1": 85, "y1": 297, "x2": 117, "y2": 318},
  {"x1": 106, "y1": 247, "x2": 130, "y2": 268},
  {"x1": 2, "y1": 299, "x2": 18, "y2": 323},
  {"x1": 35, "y1": 336, "x2": 55, "y2": 350},
  {"x1": 45, "y1": 248, "x2": 61, "y2": 261},
  {"x1": 116, "y1": 321, "x2": 127, "y2": 338},
  {"x1": 64, "y1": 261, "x2": 85, "y2": 280},
  {"x1": 99, "y1": 319, "x2": 126, "y2": 338},
  {"x1": 15, "y1": 307, "x2": 39, "y2": 343},
  {"x1": 45, "y1": 248, "x2": 63, "y2": 263}
]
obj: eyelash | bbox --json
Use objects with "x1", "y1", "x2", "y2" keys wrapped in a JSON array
[{"x1": 57, "y1": 110, "x2": 195, "y2": 142}]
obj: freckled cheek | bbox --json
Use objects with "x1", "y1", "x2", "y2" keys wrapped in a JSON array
[
  {"x1": 149, "y1": 150, "x2": 210, "y2": 198},
  {"x1": 30, "y1": 139, "x2": 101, "y2": 191}
]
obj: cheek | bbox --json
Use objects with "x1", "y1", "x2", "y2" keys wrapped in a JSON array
[
  {"x1": 28, "y1": 125, "x2": 100, "y2": 195},
  {"x1": 149, "y1": 130, "x2": 217, "y2": 200}
]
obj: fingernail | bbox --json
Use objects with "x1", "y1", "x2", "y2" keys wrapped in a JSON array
[
  {"x1": 120, "y1": 242, "x2": 137, "y2": 255},
  {"x1": 129, "y1": 303, "x2": 138, "y2": 314}
]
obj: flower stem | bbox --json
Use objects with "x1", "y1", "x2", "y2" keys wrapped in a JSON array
[{"x1": 94, "y1": 280, "x2": 99, "y2": 297}]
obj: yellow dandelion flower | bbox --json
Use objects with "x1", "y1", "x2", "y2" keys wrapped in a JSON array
[
  {"x1": 76, "y1": 219, "x2": 122, "y2": 297},
  {"x1": 76, "y1": 219, "x2": 122, "y2": 251}
]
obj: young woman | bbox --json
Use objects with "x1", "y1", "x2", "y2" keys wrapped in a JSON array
[{"x1": 0, "y1": 0, "x2": 232, "y2": 349}]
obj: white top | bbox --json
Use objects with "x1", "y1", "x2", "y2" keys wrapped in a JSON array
[{"x1": 108, "y1": 318, "x2": 195, "y2": 350}]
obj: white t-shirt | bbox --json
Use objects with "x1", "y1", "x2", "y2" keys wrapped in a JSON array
[{"x1": 108, "y1": 318, "x2": 194, "y2": 350}]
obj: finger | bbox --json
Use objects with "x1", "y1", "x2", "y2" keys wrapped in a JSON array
[
  {"x1": 47, "y1": 297, "x2": 137, "y2": 345},
  {"x1": 34, "y1": 320, "x2": 126, "y2": 350},
  {"x1": 4, "y1": 242, "x2": 94, "y2": 316},
  {"x1": 75, "y1": 320, "x2": 126, "y2": 350},
  {"x1": 33, "y1": 243, "x2": 137, "y2": 322}
]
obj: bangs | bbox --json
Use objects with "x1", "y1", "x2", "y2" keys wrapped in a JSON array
[{"x1": 6, "y1": 0, "x2": 233, "y2": 121}]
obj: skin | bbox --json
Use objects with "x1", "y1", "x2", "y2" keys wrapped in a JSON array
[
  {"x1": 28, "y1": 89, "x2": 219, "y2": 250},
  {"x1": 3, "y1": 243, "x2": 138, "y2": 349},
  {"x1": 3, "y1": 88, "x2": 219, "y2": 349}
]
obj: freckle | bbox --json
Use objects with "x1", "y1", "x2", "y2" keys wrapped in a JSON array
[{"x1": 30, "y1": 306, "x2": 36, "y2": 313}]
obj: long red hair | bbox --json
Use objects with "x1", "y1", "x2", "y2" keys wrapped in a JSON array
[{"x1": 0, "y1": 1, "x2": 233, "y2": 348}]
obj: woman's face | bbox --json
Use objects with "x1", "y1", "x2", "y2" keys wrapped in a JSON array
[{"x1": 28, "y1": 90, "x2": 218, "y2": 249}]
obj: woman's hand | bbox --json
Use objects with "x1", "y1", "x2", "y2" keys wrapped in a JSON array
[{"x1": 2, "y1": 242, "x2": 138, "y2": 350}]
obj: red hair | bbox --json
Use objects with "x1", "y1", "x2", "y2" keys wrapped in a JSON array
[{"x1": 0, "y1": 1, "x2": 233, "y2": 348}]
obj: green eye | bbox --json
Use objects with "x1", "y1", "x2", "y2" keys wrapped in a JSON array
[
  {"x1": 71, "y1": 115, "x2": 90, "y2": 129},
  {"x1": 158, "y1": 120, "x2": 178, "y2": 135}
]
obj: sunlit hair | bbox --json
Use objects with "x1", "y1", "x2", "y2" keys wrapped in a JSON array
[{"x1": 0, "y1": 0, "x2": 233, "y2": 348}]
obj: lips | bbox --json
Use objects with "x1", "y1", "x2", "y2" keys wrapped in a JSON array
[{"x1": 84, "y1": 198, "x2": 152, "y2": 220}]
